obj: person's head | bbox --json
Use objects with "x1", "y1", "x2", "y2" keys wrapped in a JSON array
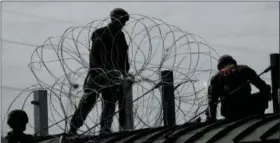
[
  {"x1": 7, "y1": 110, "x2": 29, "y2": 132},
  {"x1": 217, "y1": 55, "x2": 237, "y2": 70},
  {"x1": 110, "y1": 8, "x2": 129, "y2": 30}
]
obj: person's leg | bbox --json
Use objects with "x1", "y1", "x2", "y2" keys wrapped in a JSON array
[
  {"x1": 251, "y1": 92, "x2": 268, "y2": 115},
  {"x1": 222, "y1": 96, "x2": 251, "y2": 120},
  {"x1": 100, "y1": 86, "x2": 119, "y2": 135},
  {"x1": 118, "y1": 85, "x2": 126, "y2": 131},
  {"x1": 69, "y1": 76, "x2": 100, "y2": 134},
  {"x1": 69, "y1": 93, "x2": 99, "y2": 133}
]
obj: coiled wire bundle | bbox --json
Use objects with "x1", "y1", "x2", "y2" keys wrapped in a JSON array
[{"x1": 3, "y1": 14, "x2": 220, "y2": 136}]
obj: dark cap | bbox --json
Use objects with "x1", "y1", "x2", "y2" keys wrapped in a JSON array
[
  {"x1": 217, "y1": 55, "x2": 237, "y2": 70},
  {"x1": 7, "y1": 109, "x2": 28, "y2": 127},
  {"x1": 110, "y1": 8, "x2": 129, "y2": 22}
]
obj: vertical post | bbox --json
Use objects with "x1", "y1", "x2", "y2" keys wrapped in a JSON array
[
  {"x1": 270, "y1": 53, "x2": 279, "y2": 113},
  {"x1": 161, "y1": 70, "x2": 176, "y2": 126},
  {"x1": 119, "y1": 75, "x2": 134, "y2": 131},
  {"x1": 1, "y1": 137, "x2": 8, "y2": 143},
  {"x1": 278, "y1": 89, "x2": 280, "y2": 112},
  {"x1": 31, "y1": 90, "x2": 49, "y2": 136}
]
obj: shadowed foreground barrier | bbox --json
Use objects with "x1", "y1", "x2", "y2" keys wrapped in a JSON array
[{"x1": 36, "y1": 113, "x2": 279, "y2": 143}]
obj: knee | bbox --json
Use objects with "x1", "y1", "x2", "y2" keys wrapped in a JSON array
[{"x1": 80, "y1": 93, "x2": 98, "y2": 105}]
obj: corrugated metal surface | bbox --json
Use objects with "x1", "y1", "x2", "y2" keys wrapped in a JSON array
[{"x1": 37, "y1": 113, "x2": 279, "y2": 143}]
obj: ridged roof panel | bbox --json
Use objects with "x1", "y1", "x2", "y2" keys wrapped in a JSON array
[{"x1": 37, "y1": 113, "x2": 279, "y2": 143}]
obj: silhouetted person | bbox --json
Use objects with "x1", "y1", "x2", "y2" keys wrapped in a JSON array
[
  {"x1": 69, "y1": 8, "x2": 130, "y2": 135},
  {"x1": 5, "y1": 110, "x2": 35, "y2": 143},
  {"x1": 207, "y1": 55, "x2": 271, "y2": 121}
]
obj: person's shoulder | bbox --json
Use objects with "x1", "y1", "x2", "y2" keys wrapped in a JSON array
[
  {"x1": 237, "y1": 64, "x2": 250, "y2": 69},
  {"x1": 91, "y1": 27, "x2": 108, "y2": 40},
  {"x1": 210, "y1": 71, "x2": 221, "y2": 82},
  {"x1": 237, "y1": 64, "x2": 254, "y2": 71},
  {"x1": 93, "y1": 27, "x2": 105, "y2": 34}
]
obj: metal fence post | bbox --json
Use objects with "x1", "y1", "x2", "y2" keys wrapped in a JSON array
[
  {"x1": 31, "y1": 90, "x2": 49, "y2": 136},
  {"x1": 161, "y1": 70, "x2": 176, "y2": 126},
  {"x1": 270, "y1": 53, "x2": 279, "y2": 113},
  {"x1": 119, "y1": 75, "x2": 134, "y2": 131}
]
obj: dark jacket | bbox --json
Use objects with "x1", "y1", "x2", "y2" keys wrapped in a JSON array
[
  {"x1": 208, "y1": 64, "x2": 270, "y2": 119},
  {"x1": 89, "y1": 24, "x2": 129, "y2": 75},
  {"x1": 5, "y1": 132, "x2": 35, "y2": 143}
]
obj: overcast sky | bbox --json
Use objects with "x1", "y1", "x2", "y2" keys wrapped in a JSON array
[{"x1": 1, "y1": 1, "x2": 279, "y2": 136}]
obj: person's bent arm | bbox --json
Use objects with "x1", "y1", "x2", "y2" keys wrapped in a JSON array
[
  {"x1": 119, "y1": 32, "x2": 130, "y2": 75},
  {"x1": 246, "y1": 66, "x2": 271, "y2": 94},
  {"x1": 207, "y1": 75, "x2": 220, "y2": 121},
  {"x1": 90, "y1": 31, "x2": 102, "y2": 70}
]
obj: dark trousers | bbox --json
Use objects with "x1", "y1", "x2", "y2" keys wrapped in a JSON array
[
  {"x1": 69, "y1": 74, "x2": 126, "y2": 133},
  {"x1": 221, "y1": 92, "x2": 269, "y2": 120}
]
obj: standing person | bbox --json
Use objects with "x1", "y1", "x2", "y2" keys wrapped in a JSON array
[
  {"x1": 69, "y1": 8, "x2": 130, "y2": 135},
  {"x1": 5, "y1": 110, "x2": 35, "y2": 143},
  {"x1": 207, "y1": 55, "x2": 271, "y2": 121}
]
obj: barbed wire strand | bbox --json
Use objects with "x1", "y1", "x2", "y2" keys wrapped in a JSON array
[{"x1": 3, "y1": 14, "x2": 220, "y2": 142}]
